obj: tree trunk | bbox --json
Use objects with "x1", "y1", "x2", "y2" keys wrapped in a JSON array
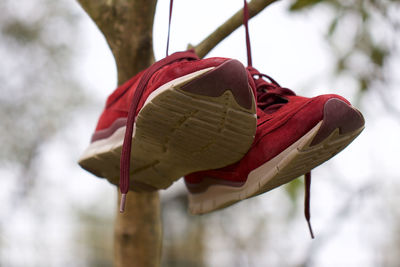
[
  {"x1": 114, "y1": 191, "x2": 162, "y2": 267},
  {"x1": 77, "y1": 1, "x2": 161, "y2": 266}
]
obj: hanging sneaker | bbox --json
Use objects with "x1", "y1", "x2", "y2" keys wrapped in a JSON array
[
  {"x1": 185, "y1": 66, "x2": 365, "y2": 215},
  {"x1": 78, "y1": 50, "x2": 257, "y2": 210}
]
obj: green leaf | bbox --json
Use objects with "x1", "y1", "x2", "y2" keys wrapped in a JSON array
[
  {"x1": 359, "y1": 77, "x2": 369, "y2": 93},
  {"x1": 285, "y1": 178, "x2": 303, "y2": 204},
  {"x1": 371, "y1": 46, "x2": 387, "y2": 67},
  {"x1": 328, "y1": 17, "x2": 339, "y2": 36},
  {"x1": 289, "y1": 0, "x2": 324, "y2": 11}
]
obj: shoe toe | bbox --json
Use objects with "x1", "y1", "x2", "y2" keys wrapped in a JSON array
[{"x1": 310, "y1": 97, "x2": 365, "y2": 146}]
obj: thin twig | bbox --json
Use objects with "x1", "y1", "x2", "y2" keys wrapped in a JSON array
[{"x1": 190, "y1": 0, "x2": 281, "y2": 58}]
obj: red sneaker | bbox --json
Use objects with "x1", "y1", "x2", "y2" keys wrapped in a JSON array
[
  {"x1": 78, "y1": 51, "x2": 257, "y2": 210},
  {"x1": 185, "y1": 66, "x2": 365, "y2": 215}
]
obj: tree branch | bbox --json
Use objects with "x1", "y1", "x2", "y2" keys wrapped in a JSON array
[{"x1": 190, "y1": 0, "x2": 280, "y2": 58}]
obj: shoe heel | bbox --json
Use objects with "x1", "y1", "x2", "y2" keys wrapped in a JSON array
[
  {"x1": 130, "y1": 61, "x2": 256, "y2": 190},
  {"x1": 180, "y1": 59, "x2": 254, "y2": 111}
]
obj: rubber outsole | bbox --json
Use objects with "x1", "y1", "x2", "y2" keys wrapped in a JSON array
[
  {"x1": 188, "y1": 98, "x2": 365, "y2": 214},
  {"x1": 78, "y1": 60, "x2": 257, "y2": 191}
]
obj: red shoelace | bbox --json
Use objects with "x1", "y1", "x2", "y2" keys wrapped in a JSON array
[
  {"x1": 119, "y1": 0, "x2": 198, "y2": 212},
  {"x1": 243, "y1": 0, "x2": 314, "y2": 238},
  {"x1": 119, "y1": 50, "x2": 199, "y2": 212}
]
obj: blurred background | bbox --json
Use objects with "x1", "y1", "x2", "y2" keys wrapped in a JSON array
[{"x1": 0, "y1": 0, "x2": 399, "y2": 266}]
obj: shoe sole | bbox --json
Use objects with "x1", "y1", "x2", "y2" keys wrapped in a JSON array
[
  {"x1": 188, "y1": 98, "x2": 365, "y2": 214},
  {"x1": 79, "y1": 60, "x2": 257, "y2": 191}
]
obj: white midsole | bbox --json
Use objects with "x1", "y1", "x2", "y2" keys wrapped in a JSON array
[
  {"x1": 79, "y1": 67, "x2": 215, "y2": 161},
  {"x1": 188, "y1": 121, "x2": 322, "y2": 205},
  {"x1": 79, "y1": 126, "x2": 127, "y2": 161}
]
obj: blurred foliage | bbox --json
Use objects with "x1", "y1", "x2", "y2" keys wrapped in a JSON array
[
  {"x1": 0, "y1": 1, "x2": 94, "y2": 266},
  {"x1": 284, "y1": 177, "x2": 304, "y2": 215},
  {"x1": 290, "y1": 0, "x2": 324, "y2": 11},
  {"x1": 72, "y1": 206, "x2": 114, "y2": 267},
  {"x1": 161, "y1": 193, "x2": 206, "y2": 267},
  {"x1": 161, "y1": 191, "x2": 272, "y2": 267},
  {"x1": 284, "y1": 0, "x2": 400, "y2": 203},
  {"x1": 290, "y1": 0, "x2": 399, "y2": 94},
  {"x1": 0, "y1": 0, "x2": 87, "y2": 167}
]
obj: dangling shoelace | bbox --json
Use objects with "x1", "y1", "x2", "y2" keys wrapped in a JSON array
[
  {"x1": 119, "y1": 0, "x2": 198, "y2": 212},
  {"x1": 243, "y1": 0, "x2": 314, "y2": 238},
  {"x1": 166, "y1": 0, "x2": 174, "y2": 56}
]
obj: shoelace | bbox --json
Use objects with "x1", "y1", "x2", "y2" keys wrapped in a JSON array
[
  {"x1": 248, "y1": 66, "x2": 315, "y2": 239},
  {"x1": 243, "y1": 0, "x2": 314, "y2": 238},
  {"x1": 166, "y1": 0, "x2": 174, "y2": 56},
  {"x1": 247, "y1": 66, "x2": 295, "y2": 113},
  {"x1": 119, "y1": 0, "x2": 195, "y2": 212},
  {"x1": 119, "y1": 51, "x2": 199, "y2": 212}
]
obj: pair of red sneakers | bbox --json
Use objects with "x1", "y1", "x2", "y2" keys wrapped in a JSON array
[{"x1": 78, "y1": 50, "x2": 365, "y2": 218}]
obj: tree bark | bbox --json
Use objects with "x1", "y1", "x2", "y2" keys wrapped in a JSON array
[{"x1": 114, "y1": 191, "x2": 162, "y2": 267}]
